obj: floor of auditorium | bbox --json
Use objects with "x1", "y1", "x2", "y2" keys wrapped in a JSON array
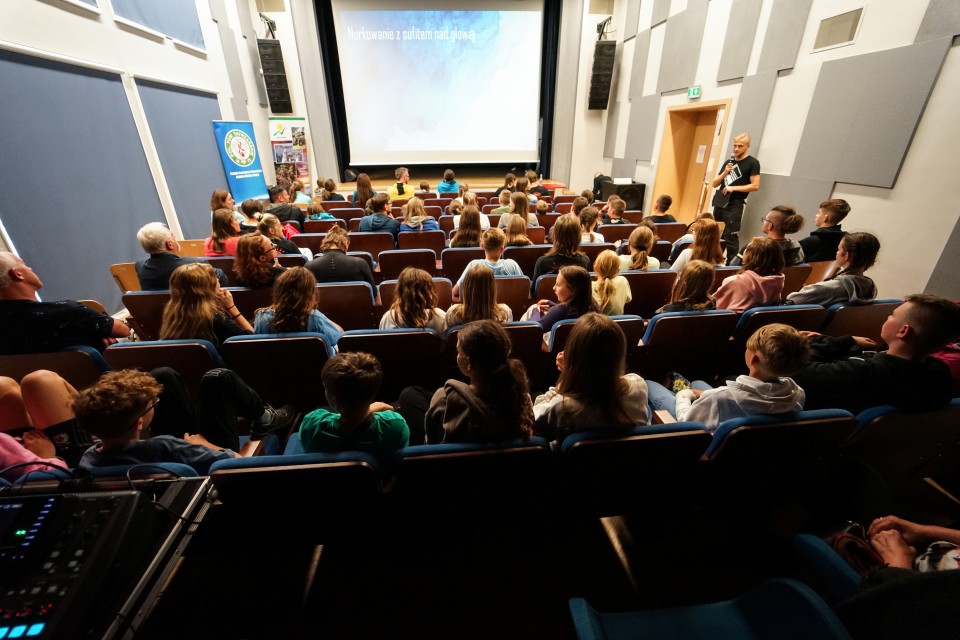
[{"x1": 138, "y1": 497, "x2": 819, "y2": 639}]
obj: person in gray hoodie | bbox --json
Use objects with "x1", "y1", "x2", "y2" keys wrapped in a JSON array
[
  {"x1": 358, "y1": 193, "x2": 401, "y2": 243},
  {"x1": 787, "y1": 232, "x2": 879, "y2": 306},
  {"x1": 647, "y1": 323, "x2": 809, "y2": 433}
]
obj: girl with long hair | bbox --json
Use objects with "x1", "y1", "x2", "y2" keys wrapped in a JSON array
[
  {"x1": 445, "y1": 265, "x2": 513, "y2": 328},
  {"x1": 619, "y1": 225, "x2": 660, "y2": 271},
  {"x1": 352, "y1": 173, "x2": 375, "y2": 207},
  {"x1": 289, "y1": 179, "x2": 311, "y2": 204},
  {"x1": 714, "y1": 236, "x2": 785, "y2": 313},
  {"x1": 423, "y1": 320, "x2": 534, "y2": 444},
  {"x1": 592, "y1": 250, "x2": 632, "y2": 315},
  {"x1": 579, "y1": 206, "x2": 605, "y2": 243},
  {"x1": 205, "y1": 208, "x2": 241, "y2": 256},
  {"x1": 253, "y1": 267, "x2": 342, "y2": 347},
  {"x1": 531, "y1": 214, "x2": 590, "y2": 287},
  {"x1": 498, "y1": 191, "x2": 538, "y2": 229},
  {"x1": 400, "y1": 196, "x2": 440, "y2": 231},
  {"x1": 533, "y1": 312, "x2": 649, "y2": 441},
  {"x1": 787, "y1": 231, "x2": 880, "y2": 306},
  {"x1": 504, "y1": 215, "x2": 533, "y2": 247},
  {"x1": 670, "y1": 218, "x2": 724, "y2": 272},
  {"x1": 321, "y1": 178, "x2": 345, "y2": 201},
  {"x1": 450, "y1": 205, "x2": 482, "y2": 247},
  {"x1": 234, "y1": 233, "x2": 285, "y2": 289},
  {"x1": 160, "y1": 263, "x2": 252, "y2": 345},
  {"x1": 379, "y1": 267, "x2": 446, "y2": 331},
  {"x1": 239, "y1": 199, "x2": 263, "y2": 230},
  {"x1": 528, "y1": 265, "x2": 597, "y2": 333},
  {"x1": 656, "y1": 260, "x2": 716, "y2": 313}
]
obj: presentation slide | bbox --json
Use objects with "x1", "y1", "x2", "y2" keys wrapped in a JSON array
[{"x1": 331, "y1": 0, "x2": 544, "y2": 165}]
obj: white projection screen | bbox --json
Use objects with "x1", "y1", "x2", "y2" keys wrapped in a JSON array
[{"x1": 330, "y1": 0, "x2": 544, "y2": 165}]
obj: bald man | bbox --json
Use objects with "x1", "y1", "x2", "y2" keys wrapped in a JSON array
[{"x1": 711, "y1": 132, "x2": 761, "y2": 264}]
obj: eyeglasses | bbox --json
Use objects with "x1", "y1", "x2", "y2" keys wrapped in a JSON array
[
  {"x1": 135, "y1": 397, "x2": 160, "y2": 421},
  {"x1": 762, "y1": 217, "x2": 774, "y2": 225}
]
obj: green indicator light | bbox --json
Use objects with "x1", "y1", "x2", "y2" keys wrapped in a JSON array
[{"x1": 15, "y1": 529, "x2": 27, "y2": 536}]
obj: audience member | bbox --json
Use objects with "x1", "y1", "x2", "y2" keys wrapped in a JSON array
[
  {"x1": 573, "y1": 196, "x2": 591, "y2": 218},
  {"x1": 656, "y1": 260, "x2": 716, "y2": 313},
  {"x1": 233, "y1": 233, "x2": 285, "y2": 288},
  {"x1": 531, "y1": 214, "x2": 590, "y2": 289},
  {"x1": 388, "y1": 166, "x2": 417, "y2": 200},
  {"x1": 452, "y1": 228, "x2": 523, "y2": 298},
  {"x1": 514, "y1": 177, "x2": 537, "y2": 205},
  {"x1": 359, "y1": 193, "x2": 401, "y2": 242},
  {"x1": 205, "y1": 208, "x2": 242, "y2": 257},
  {"x1": 526, "y1": 265, "x2": 598, "y2": 333},
  {"x1": 535, "y1": 199, "x2": 551, "y2": 215},
  {"x1": 253, "y1": 267, "x2": 342, "y2": 347},
  {"x1": 306, "y1": 202, "x2": 335, "y2": 222},
  {"x1": 265, "y1": 185, "x2": 305, "y2": 226},
  {"x1": 446, "y1": 265, "x2": 514, "y2": 328},
  {"x1": 304, "y1": 226, "x2": 375, "y2": 287},
  {"x1": 437, "y1": 169, "x2": 460, "y2": 194},
  {"x1": 399, "y1": 196, "x2": 440, "y2": 231},
  {"x1": 504, "y1": 215, "x2": 533, "y2": 247},
  {"x1": 418, "y1": 180, "x2": 431, "y2": 193},
  {"x1": 454, "y1": 202, "x2": 490, "y2": 231},
  {"x1": 0, "y1": 251, "x2": 130, "y2": 354},
  {"x1": 732, "y1": 205, "x2": 804, "y2": 266},
  {"x1": 136, "y1": 222, "x2": 227, "y2": 290},
  {"x1": 526, "y1": 170, "x2": 551, "y2": 198},
  {"x1": 867, "y1": 515, "x2": 960, "y2": 572},
  {"x1": 352, "y1": 173, "x2": 376, "y2": 207},
  {"x1": 670, "y1": 212, "x2": 715, "y2": 259},
  {"x1": 321, "y1": 178, "x2": 345, "y2": 202},
  {"x1": 493, "y1": 172, "x2": 516, "y2": 197},
  {"x1": 450, "y1": 205, "x2": 483, "y2": 247},
  {"x1": 592, "y1": 250, "x2": 631, "y2": 315},
  {"x1": 238, "y1": 198, "x2": 262, "y2": 231},
  {"x1": 289, "y1": 179, "x2": 311, "y2": 204},
  {"x1": 600, "y1": 198, "x2": 628, "y2": 225},
  {"x1": 258, "y1": 213, "x2": 310, "y2": 258},
  {"x1": 160, "y1": 263, "x2": 253, "y2": 346},
  {"x1": 299, "y1": 353, "x2": 409, "y2": 462},
  {"x1": 579, "y1": 206, "x2": 605, "y2": 243},
  {"x1": 800, "y1": 199, "x2": 850, "y2": 262},
  {"x1": 491, "y1": 190, "x2": 512, "y2": 215},
  {"x1": 580, "y1": 188, "x2": 595, "y2": 204},
  {"x1": 714, "y1": 236, "x2": 785, "y2": 313},
  {"x1": 210, "y1": 189, "x2": 244, "y2": 226},
  {"x1": 788, "y1": 232, "x2": 879, "y2": 306},
  {"x1": 792, "y1": 294, "x2": 960, "y2": 414},
  {"x1": 647, "y1": 323, "x2": 808, "y2": 432},
  {"x1": 619, "y1": 225, "x2": 660, "y2": 271},
  {"x1": 533, "y1": 313, "x2": 649, "y2": 442},
  {"x1": 671, "y1": 218, "x2": 725, "y2": 272},
  {"x1": 379, "y1": 267, "x2": 446, "y2": 331},
  {"x1": 647, "y1": 194, "x2": 676, "y2": 223},
  {"x1": 498, "y1": 192, "x2": 538, "y2": 229},
  {"x1": 0, "y1": 371, "x2": 82, "y2": 474}
]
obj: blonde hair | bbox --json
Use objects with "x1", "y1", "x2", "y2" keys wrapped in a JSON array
[
  {"x1": 745, "y1": 323, "x2": 809, "y2": 376},
  {"x1": 403, "y1": 196, "x2": 429, "y2": 229},
  {"x1": 389, "y1": 267, "x2": 439, "y2": 328},
  {"x1": 504, "y1": 215, "x2": 532, "y2": 246},
  {"x1": 160, "y1": 263, "x2": 223, "y2": 341},
  {"x1": 593, "y1": 250, "x2": 621, "y2": 315},
  {"x1": 627, "y1": 226, "x2": 654, "y2": 271}
]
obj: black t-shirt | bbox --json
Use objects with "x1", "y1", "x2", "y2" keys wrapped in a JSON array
[
  {"x1": 0, "y1": 300, "x2": 114, "y2": 354},
  {"x1": 530, "y1": 185, "x2": 551, "y2": 198},
  {"x1": 715, "y1": 155, "x2": 760, "y2": 203}
]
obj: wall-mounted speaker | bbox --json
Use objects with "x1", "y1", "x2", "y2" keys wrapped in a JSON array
[
  {"x1": 600, "y1": 181, "x2": 646, "y2": 210},
  {"x1": 257, "y1": 39, "x2": 292, "y2": 113},
  {"x1": 588, "y1": 41, "x2": 616, "y2": 110}
]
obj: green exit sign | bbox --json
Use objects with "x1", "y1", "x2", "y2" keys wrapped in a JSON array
[{"x1": 687, "y1": 86, "x2": 702, "y2": 99}]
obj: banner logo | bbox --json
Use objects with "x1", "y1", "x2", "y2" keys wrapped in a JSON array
[{"x1": 224, "y1": 129, "x2": 256, "y2": 167}]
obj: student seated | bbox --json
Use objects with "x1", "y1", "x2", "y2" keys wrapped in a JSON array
[
  {"x1": 437, "y1": 169, "x2": 460, "y2": 195},
  {"x1": 205, "y1": 208, "x2": 242, "y2": 257},
  {"x1": 792, "y1": 294, "x2": 960, "y2": 414},
  {"x1": 135, "y1": 222, "x2": 227, "y2": 290},
  {"x1": 233, "y1": 233, "x2": 285, "y2": 289},
  {"x1": 305, "y1": 226, "x2": 376, "y2": 287},
  {"x1": 655, "y1": 260, "x2": 716, "y2": 313},
  {"x1": 600, "y1": 197, "x2": 629, "y2": 225},
  {"x1": 787, "y1": 232, "x2": 880, "y2": 306},
  {"x1": 399, "y1": 196, "x2": 440, "y2": 232},
  {"x1": 526, "y1": 170, "x2": 551, "y2": 199},
  {"x1": 379, "y1": 267, "x2": 447, "y2": 331},
  {"x1": 579, "y1": 207, "x2": 605, "y2": 243},
  {"x1": 646, "y1": 194, "x2": 676, "y2": 223},
  {"x1": 491, "y1": 189, "x2": 512, "y2": 214},
  {"x1": 646, "y1": 323, "x2": 809, "y2": 432},
  {"x1": 320, "y1": 178, "x2": 346, "y2": 201},
  {"x1": 74, "y1": 369, "x2": 295, "y2": 474},
  {"x1": 254, "y1": 267, "x2": 342, "y2": 348},
  {"x1": 497, "y1": 192, "x2": 538, "y2": 229},
  {"x1": 358, "y1": 193, "x2": 401, "y2": 242},
  {"x1": 531, "y1": 214, "x2": 591, "y2": 289},
  {"x1": 730, "y1": 206, "x2": 805, "y2": 266},
  {"x1": 592, "y1": 250, "x2": 631, "y2": 315},
  {"x1": 524, "y1": 265, "x2": 598, "y2": 334},
  {"x1": 452, "y1": 228, "x2": 523, "y2": 298},
  {"x1": 800, "y1": 199, "x2": 850, "y2": 262},
  {"x1": 446, "y1": 265, "x2": 513, "y2": 328},
  {"x1": 671, "y1": 218, "x2": 725, "y2": 272},
  {"x1": 0, "y1": 372, "x2": 77, "y2": 477},
  {"x1": 533, "y1": 313, "x2": 649, "y2": 442},
  {"x1": 504, "y1": 216, "x2": 534, "y2": 247},
  {"x1": 713, "y1": 236, "x2": 785, "y2": 313},
  {"x1": 160, "y1": 263, "x2": 253, "y2": 347},
  {"x1": 298, "y1": 353, "x2": 409, "y2": 462},
  {"x1": 618, "y1": 225, "x2": 660, "y2": 271}
]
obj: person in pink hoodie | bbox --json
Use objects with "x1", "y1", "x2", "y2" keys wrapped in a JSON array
[{"x1": 714, "y1": 236, "x2": 785, "y2": 313}]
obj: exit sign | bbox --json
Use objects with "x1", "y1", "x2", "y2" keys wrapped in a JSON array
[{"x1": 687, "y1": 86, "x2": 702, "y2": 99}]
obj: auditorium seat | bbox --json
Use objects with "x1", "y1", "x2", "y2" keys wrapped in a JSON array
[
  {"x1": 398, "y1": 230, "x2": 446, "y2": 255},
  {"x1": 634, "y1": 310, "x2": 739, "y2": 382},
  {"x1": 526, "y1": 226, "x2": 546, "y2": 244},
  {"x1": 621, "y1": 269, "x2": 677, "y2": 318},
  {"x1": 438, "y1": 215, "x2": 456, "y2": 234},
  {"x1": 303, "y1": 218, "x2": 346, "y2": 233},
  {"x1": 533, "y1": 273, "x2": 558, "y2": 303},
  {"x1": 653, "y1": 222, "x2": 687, "y2": 243},
  {"x1": 221, "y1": 333, "x2": 333, "y2": 411},
  {"x1": 553, "y1": 194, "x2": 577, "y2": 205},
  {"x1": 316, "y1": 282, "x2": 377, "y2": 330},
  {"x1": 488, "y1": 214, "x2": 501, "y2": 228},
  {"x1": 536, "y1": 212, "x2": 561, "y2": 230},
  {"x1": 502, "y1": 244, "x2": 550, "y2": 279},
  {"x1": 597, "y1": 224, "x2": 632, "y2": 244},
  {"x1": 482, "y1": 204, "x2": 499, "y2": 214},
  {"x1": 424, "y1": 205, "x2": 442, "y2": 219},
  {"x1": 379, "y1": 277, "x2": 453, "y2": 311},
  {"x1": 177, "y1": 240, "x2": 206, "y2": 257},
  {"x1": 733, "y1": 305, "x2": 828, "y2": 341},
  {"x1": 623, "y1": 210, "x2": 644, "y2": 224},
  {"x1": 320, "y1": 200, "x2": 352, "y2": 212},
  {"x1": 821, "y1": 299, "x2": 902, "y2": 349},
  {"x1": 337, "y1": 328, "x2": 446, "y2": 401},
  {"x1": 650, "y1": 240, "x2": 673, "y2": 263},
  {"x1": 378, "y1": 249, "x2": 437, "y2": 280},
  {"x1": 0, "y1": 346, "x2": 109, "y2": 390},
  {"x1": 103, "y1": 340, "x2": 225, "y2": 401},
  {"x1": 335, "y1": 207, "x2": 366, "y2": 222},
  {"x1": 122, "y1": 291, "x2": 169, "y2": 341},
  {"x1": 709, "y1": 265, "x2": 740, "y2": 294},
  {"x1": 558, "y1": 423, "x2": 713, "y2": 517},
  {"x1": 346, "y1": 232, "x2": 395, "y2": 257},
  {"x1": 347, "y1": 218, "x2": 361, "y2": 232},
  {"x1": 495, "y1": 275, "x2": 533, "y2": 319},
  {"x1": 555, "y1": 202, "x2": 573, "y2": 214},
  {"x1": 292, "y1": 232, "x2": 326, "y2": 254},
  {"x1": 424, "y1": 198, "x2": 452, "y2": 208},
  {"x1": 109, "y1": 262, "x2": 140, "y2": 294},
  {"x1": 546, "y1": 315, "x2": 644, "y2": 355},
  {"x1": 782, "y1": 264, "x2": 813, "y2": 296},
  {"x1": 277, "y1": 254, "x2": 308, "y2": 268},
  {"x1": 580, "y1": 242, "x2": 617, "y2": 268},
  {"x1": 225, "y1": 286, "x2": 273, "y2": 319},
  {"x1": 440, "y1": 247, "x2": 486, "y2": 281},
  {"x1": 804, "y1": 260, "x2": 838, "y2": 285}
]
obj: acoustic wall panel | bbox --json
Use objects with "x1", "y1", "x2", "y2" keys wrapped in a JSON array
[
  {"x1": 628, "y1": 30, "x2": 650, "y2": 99},
  {"x1": 209, "y1": 0, "x2": 249, "y2": 120},
  {"x1": 915, "y1": 0, "x2": 960, "y2": 43},
  {"x1": 755, "y1": 0, "x2": 812, "y2": 74},
  {"x1": 623, "y1": 94, "x2": 660, "y2": 163},
  {"x1": 730, "y1": 174, "x2": 834, "y2": 243},
  {"x1": 923, "y1": 214, "x2": 960, "y2": 300},
  {"x1": 717, "y1": 0, "x2": 763, "y2": 82},
  {"x1": 727, "y1": 71, "x2": 776, "y2": 153},
  {"x1": 657, "y1": 0, "x2": 710, "y2": 94},
  {"x1": 611, "y1": 157, "x2": 637, "y2": 179},
  {"x1": 135, "y1": 80, "x2": 226, "y2": 241},
  {"x1": 792, "y1": 37, "x2": 951, "y2": 188},
  {"x1": 603, "y1": 100, "x2": 621, "y2": 158},
  {"x1": 624, "y1": 0, "x2": 642, "y2": 40},
  {"x1": 111, "y1": 0, "x2": 205, "y2": 50},
  {"x1": 0, "y1": 49, "x2": 164, "y2": 313},
  {"x1": 651, "y1": 0, "x2": 670, "y2": 26}
]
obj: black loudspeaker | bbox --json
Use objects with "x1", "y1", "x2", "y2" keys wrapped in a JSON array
[
  {"x1": 588, "y1": 41, "x2": 616, "y2": 110},
  {"x1": 257, "y1": 39, "x2": 292, "y2": 113},
  {"x1": 600, "y1": 181, "x2": 646, "y2": 210},
  {"x1": 343, "y1": 168, "x2": 359, "y2": 182}
]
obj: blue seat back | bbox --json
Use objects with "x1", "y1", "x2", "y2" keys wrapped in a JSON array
[
  {"x1": 104, "y1": 340, "x2": 224, "y2": 401},
  {"x1": 637, "y1": 310, "x2": 739, "y2": 381},
  {"x1": 822, "y1": 299, "x2": 902, "y2": 349},
  {"x1": 338, "y1": 329, "x2": 446, "y2": 401},
  {"x1": 0, "y1": 345, "x2": 108, "y2": 390}
]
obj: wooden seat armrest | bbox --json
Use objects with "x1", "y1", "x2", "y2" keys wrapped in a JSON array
[
  {"x1": 652, "y1": 409, "x2": 676, "y2": 425},
  {"x1": 239, "y1": 439, "x2": 264, "y2": 457}
]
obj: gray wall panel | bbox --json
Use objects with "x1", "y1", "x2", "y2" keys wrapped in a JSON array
[
  {"x1": 717, "y1": 0, "x2": 763, "y2": 82},
  {"x1": 792, "y1": 38, "x2": 951, "y2": 188},
  {"x1": 628, "y1": 30, "x2": 650, "y2": 99},
  {"x1": 923, "y1": 213, "x2": 960, "y2": 300},
  {"x1": 623, "y1": 94, "x2": 660, "y2": 162},
  {"x1": 611, "y1": 157, "x2": 637, "y2": 179},
  {"x1": 209, "y1": 0, "x2": 248, "y2": 120},
  {"x1": 657, "y1": 0, "x2": 709, "y2": 93},
  {"x1": 916, "y1": 0, "x2": 960, "y2": 43},
  {"x1": 603, "y1": 100, "x2": 621, "y2": 158},
  {"x1": 624, "y1": 0, "x2": 642, "y2": 40},
  {"x1": 728, "y1": 71, "x2": 776, "y2": 154},
  {"x1": 651, "y1": 0, "x2": 670, "y2": 26},
  {"x1": 756, "y1": 0, "x2": 812, "y2": 74},
  {"x1": 727, "y1": 174, "x2": 834, "y2": 245}
]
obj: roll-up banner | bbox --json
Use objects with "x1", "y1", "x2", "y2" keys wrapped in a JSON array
[{"x1": 212, "y1": 121, "x2": 268, "y2": 201}]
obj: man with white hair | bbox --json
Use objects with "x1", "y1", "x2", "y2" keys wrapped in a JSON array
[
  {"x1": 0, "y1": 251, "x2": 130, "y2": 354},
  {"x1": 135, "y1": 222, "x2": 227, "y2": 290}
]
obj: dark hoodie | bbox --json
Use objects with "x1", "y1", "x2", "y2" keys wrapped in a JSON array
[
  {"x1": 799, "y1": 225, "x2": 844, "y2": 262},
  {"x1": 425, "y1": 380, "x2": 533, "y2": 444},
  {"x1": 358, "y1": 212, "x2": 400, "y2": 242},
  {"x1": 792, "y1": 335, "x2": 953, "y2": 414}
]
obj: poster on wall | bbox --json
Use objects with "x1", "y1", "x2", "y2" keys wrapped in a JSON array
[
  {"x1": 212, "y1": 121, "x2": 268, "y2": 201},
  {"x1": 270, "y1": 116, "x2": 309, "y2": 192}
]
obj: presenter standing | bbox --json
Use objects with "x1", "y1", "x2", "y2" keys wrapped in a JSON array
[{"x1": 710, "y1": 133, "x2": 760, "y2": 264}]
